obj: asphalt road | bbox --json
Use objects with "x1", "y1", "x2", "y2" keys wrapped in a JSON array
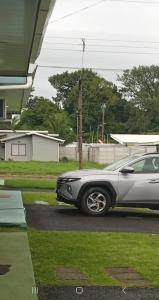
[{"x1": 25, "y1": 205, "x2": 159, "y2": 233}]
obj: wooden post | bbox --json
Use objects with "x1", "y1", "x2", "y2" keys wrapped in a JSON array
[{"x1": 78, "y1": 78, "x2": 83, "y2": 169}]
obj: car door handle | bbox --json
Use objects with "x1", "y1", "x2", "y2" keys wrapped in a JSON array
[{"x1": 148, "y1": 179, "x2": 159, "y2": 183}]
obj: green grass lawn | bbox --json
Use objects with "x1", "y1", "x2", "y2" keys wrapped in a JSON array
[
  {"x1": 5, "y1": 179, "x2": 56, "y2": 189},
  {"x1": 22, "y1": 192, "x2": 58, "y2": 206},
  {"x1": 0, "y1": 161, "x2": 103, "y2": 175},
  {"x1": 28, "y1": 231, "x2": 159, "y2": 287},
  {"x1": 1, "y1": 160, "x2": 158, "y2": 288}
]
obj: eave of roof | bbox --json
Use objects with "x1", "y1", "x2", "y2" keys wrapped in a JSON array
[
  {"x1": 1, "y1": 132, "x2": 65, "y2": 143},
  {"x1": 0, "y1": 0, "x2": 56, "y2": 113},
  {"x1": 111, "y1": 134, "x2": 159, "y2": 145},
  {"x1": 30, "y1": 0, "x2": 56, "y2": 63},
  {"x1": 0, "y1": 0, "x2": 56, "y2": 78},
  {"x1": 0, "y1": 130, "x2": 48, "y2": 133}
]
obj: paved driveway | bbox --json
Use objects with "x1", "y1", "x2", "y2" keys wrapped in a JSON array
[{"x1": 25, "y1": 205, "x2": 159, "y2": 233}]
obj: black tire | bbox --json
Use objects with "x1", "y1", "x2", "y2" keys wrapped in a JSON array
[{"x1": 80, "y1": 187, "x2": 111, "y2": 216}]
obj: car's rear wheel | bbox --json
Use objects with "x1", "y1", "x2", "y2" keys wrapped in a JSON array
[{"x1": 81, "y1": 187, "x2": 111, "y2": 216}]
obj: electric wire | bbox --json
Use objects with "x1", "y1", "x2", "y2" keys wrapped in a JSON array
[
  {"x1": 41, "y1": 47, "x2": 159, "y2": 55},
  {"x1": 49, "y1": 0, "x2": 159, "y2": 25},
  {"x1": 38, "y1": 65, "x2": 126, "y2": 72},
  {"x1": 43, "y1": 41, "x2": 159, "y2": 50},
  {"x1": 44, "y1": 36, "x2": 159, "y2": 45},
  {"x1": 49, "y1": 0, "x2": 107, "y2": 24}
]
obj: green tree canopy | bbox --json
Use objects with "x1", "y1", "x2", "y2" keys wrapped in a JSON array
[
  {"x1": 118, "y1": 65, "x2": 159, "y2": 132},
  {"x1": 15, "y1": 96, "x2": 74, "y2": 143},
  {"x1": 49, "y1": 69, "x2": 129, "y2": 141}
]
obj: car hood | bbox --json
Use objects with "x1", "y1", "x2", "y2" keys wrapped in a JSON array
[{"x1": 59, "y1": 169, "x2": 117, "y2": 178}]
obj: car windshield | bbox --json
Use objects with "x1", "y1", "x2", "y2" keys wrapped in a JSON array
[{"x1": 104, "y1": 155, "x2": 139, "y2": 171}]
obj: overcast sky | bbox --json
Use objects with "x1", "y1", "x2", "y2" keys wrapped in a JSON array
[{"x1": 33, "y1": 0, "x2": 159, "y2": 99}]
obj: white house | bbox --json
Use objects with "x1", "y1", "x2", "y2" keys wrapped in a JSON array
[{"x1": 0, "y1": 131, "x2": 64, "y2": 161}]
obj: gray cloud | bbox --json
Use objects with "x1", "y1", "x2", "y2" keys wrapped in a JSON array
[{"x1": 33, "y1": 0, "x2": 159, "y2": 99}]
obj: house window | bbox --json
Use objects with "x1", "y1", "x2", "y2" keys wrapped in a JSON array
[{"x1": 11, "y1": 144, "x2": 26, "y2": 156}]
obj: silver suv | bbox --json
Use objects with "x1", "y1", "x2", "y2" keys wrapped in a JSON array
[{"x1": 56, "y1": 153, "x2": 159, "y2": 216}]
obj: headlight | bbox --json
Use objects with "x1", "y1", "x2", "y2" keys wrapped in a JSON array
[{"x1": 63, "y1": 178, "x2": 80, "y2": 182}]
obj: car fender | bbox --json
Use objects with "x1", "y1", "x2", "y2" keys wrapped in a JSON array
[{"x1": 77, "y1": 181, "x2": 117, "y2": 207}]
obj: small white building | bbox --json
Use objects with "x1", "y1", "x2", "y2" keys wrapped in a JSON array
[{"x1": 0, "y1": 132, "x2": 64, "y2": 162}]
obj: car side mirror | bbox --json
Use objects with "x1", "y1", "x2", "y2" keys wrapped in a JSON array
[{"x1": 120, "y1": 166, "x2": 134, "y2": 174}]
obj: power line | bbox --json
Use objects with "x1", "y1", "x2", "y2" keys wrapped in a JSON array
[
  {"x1": 49, "y1": 0, "x2": 159, "y2": 25},
  {"x1": 42, "y1": 48, "x2": 82, "y2": 52},
  {"x1": 49, "y1": 0, "x2": 107, "y2": 24},
  {"x1": 45, "y1": 36, "x2": 84, "y2": 40},
  {"x1": 44, "y1": 36, "x2": 159, "y2": 44},
  {"x1": 44, "y1": 41, "x2": 82, "y2": 46},
  {"x1": 41, "y1": 47, "x2": 159, "y2": 55},
  {"x1": 114, "y1": 0, "x2": 159, "y2": 2},
  {"x1": 43, "y1": 41, "x2": 159, "y2": 50},
  {"x1": 38, "y1": 65, "x2": 125, "y2": 72}
]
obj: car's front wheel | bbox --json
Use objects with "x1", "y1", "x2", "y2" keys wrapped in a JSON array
[{"x1": 80, "y1": 187, "x2": 111, "y2": 216}]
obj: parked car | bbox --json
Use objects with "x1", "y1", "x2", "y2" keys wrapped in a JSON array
[{"x1": 56, "y1": 153, "x2": 159, "y2": 216}]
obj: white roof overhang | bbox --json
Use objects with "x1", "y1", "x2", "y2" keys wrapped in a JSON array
[
  {"x1": 1, "y1": 132, "x2": 65, "y2": 143},
  {"x1": 0, "y1": 0, "x2": 56, "y2": 111},
  {"x1": 111, "y1": 134, "x2": 159, "y2": 145}
]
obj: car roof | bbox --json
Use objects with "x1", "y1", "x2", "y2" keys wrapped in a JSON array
[
  {"x1": 133, "y1": 152, "x2": 159, "y2": 158},
  {"x1": 142, "y1": 152, "x2": 159, "y2": 156}
]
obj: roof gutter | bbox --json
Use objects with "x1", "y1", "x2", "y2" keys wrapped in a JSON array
[{"x1": 0, "y1": 76, "x2": 32, "y2": 90}]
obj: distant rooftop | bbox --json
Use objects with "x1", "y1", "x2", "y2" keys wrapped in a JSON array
[
  {"x1": 111, "y1": 134, "x2": 159, "y2": 145},
  {"x1": 0, "y1": 130, "x2": 48, "y2": 133},
  {"x1": 1, "y1": 132, "x2": 64, "y2": 144}
]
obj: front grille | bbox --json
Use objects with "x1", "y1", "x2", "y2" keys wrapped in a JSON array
[{"x1": 57, "y1": 178, "x2": 64, "y2": 189}]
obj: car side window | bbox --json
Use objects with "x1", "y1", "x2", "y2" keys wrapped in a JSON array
[
  {"x1": 129, "y1": 157, "x2": 159, "y2": 173},
  {"x1": 129, "y1": 159, "x2": 145, "y2": 173},
  {"x1": 153, "y1": 158, "x2": 159, "y2": 170}
]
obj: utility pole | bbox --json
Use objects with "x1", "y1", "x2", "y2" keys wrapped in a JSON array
[
  {"x1": 78, "y1": 38, "x2": 85, "y2": 169},
  {"x1": 101, "y1": 104, "x2": 106, "y2": 142},
  {"x1": 78, "y1": 78, "x2": 83, "y2": 169}
]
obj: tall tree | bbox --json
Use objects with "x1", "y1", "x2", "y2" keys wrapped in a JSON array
[
  {"x1": 49, "y1": 69, "x2": 128, "y2": 142},
  {"x1": 118, "y1": 65, "x2": 159, "y2": 132},
  {"x1": 15, "y1": 97, "x2": 74, "y2": 143}
]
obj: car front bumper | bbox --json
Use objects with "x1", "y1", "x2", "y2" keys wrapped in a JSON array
[{"x1": 56, "y1": 190, "x2": 78, "y2": 205}]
